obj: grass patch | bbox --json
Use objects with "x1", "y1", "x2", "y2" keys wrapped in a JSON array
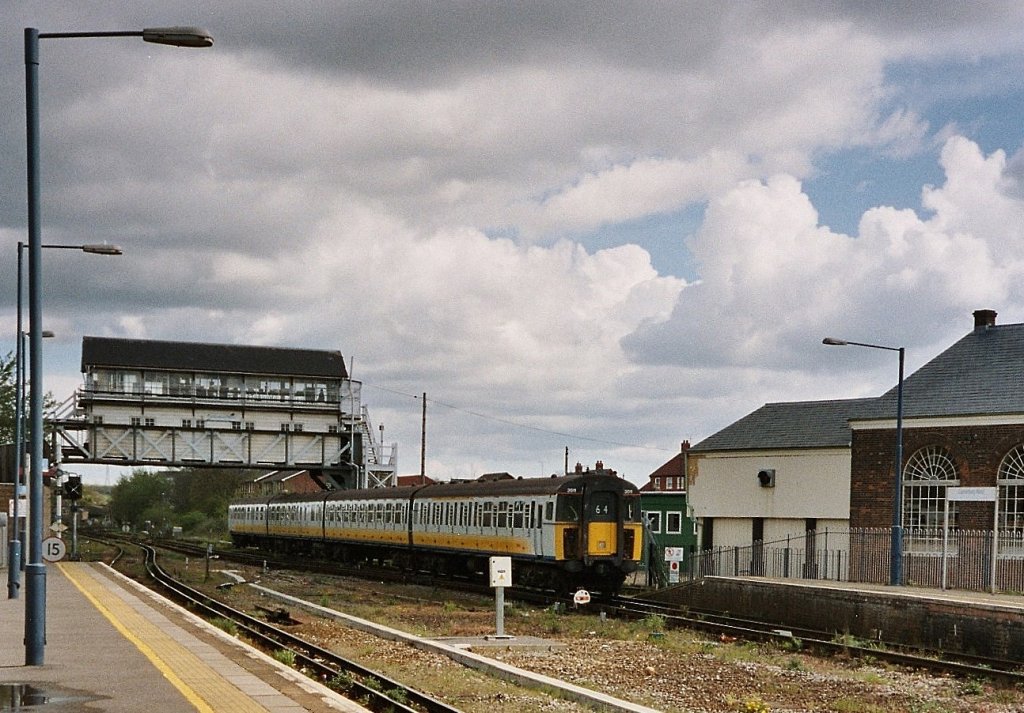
[{"x1": 272, "y1": 648, "x2": 296, "y2": 667}]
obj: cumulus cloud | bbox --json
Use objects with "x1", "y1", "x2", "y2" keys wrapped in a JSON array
[
  {"x1": 4, "y1": 3, "x2": 1024, "y2": 483},
  {"x1": 624, "y1": 136, "x2": 1024, "y2": 375}
]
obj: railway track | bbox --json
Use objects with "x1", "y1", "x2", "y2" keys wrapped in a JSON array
[
  {"x1": 131, "y1": 540, "x2": 464, "y2": 713},
  {"x1": 98, "y1": 533, "x2": 1024, "y2": 685},
  {"x1": 605, "y1": 594, "x2": 1024, "y2": 684}
]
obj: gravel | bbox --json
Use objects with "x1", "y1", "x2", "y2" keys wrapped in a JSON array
[{"x1": 205, "y1": 567, "x2": 1024, "y2": 713}]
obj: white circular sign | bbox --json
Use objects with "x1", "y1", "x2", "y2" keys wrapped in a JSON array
[
  {"x1": 573, "y1": 589, "x2": 591, "y2": 605},
  {"x1": 42, "y1": 536, "x2": 66, "y2": 562}
]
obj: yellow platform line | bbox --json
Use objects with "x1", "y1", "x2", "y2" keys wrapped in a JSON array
[{"x1": 59, "y1": 563, "x2": 268, "y2": 713}]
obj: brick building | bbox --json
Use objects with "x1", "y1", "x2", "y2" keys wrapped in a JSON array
[{"x1": 848, "y1": 309, "x2": 1024, "y2": 585}]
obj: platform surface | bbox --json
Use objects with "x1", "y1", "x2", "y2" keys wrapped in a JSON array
[{"x1": 0, "y1": 561, "x2": 366, "y2": 712}]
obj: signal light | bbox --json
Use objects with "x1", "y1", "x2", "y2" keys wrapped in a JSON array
[{"x1": 63, "y1": 475, "x2": 83, "y2": 501}]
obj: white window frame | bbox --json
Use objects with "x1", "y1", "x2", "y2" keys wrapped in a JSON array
[
  {"x1": 666, "y1": 510, "x2": 683, "y2": 534},
  {"x1": 644, "y1": 510, "x2": 662, "y2": 534}
]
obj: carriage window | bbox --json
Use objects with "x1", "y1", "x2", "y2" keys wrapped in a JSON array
[
  {"x1": 544, "y1": 501, "x2": 554, "y2": 521},
  {"x1": 512, "y1": 502, "x2": 524, "y2": 529},
  {"x1": 497, "y1": 502, "x2": 509, "y2": 529},
  {"x1": 482, "y1": 502, "x2": 494, "y2": 528}
]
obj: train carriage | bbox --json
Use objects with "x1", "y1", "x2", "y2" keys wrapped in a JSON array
[{"x1": 229, "y1": 463, "x2": 643, "y2": 592}]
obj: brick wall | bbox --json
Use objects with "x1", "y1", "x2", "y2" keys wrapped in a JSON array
[{"x1": 851, "y1": 424, "x2": 1024, "y2": 529}]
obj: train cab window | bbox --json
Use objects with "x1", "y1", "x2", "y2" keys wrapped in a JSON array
[
  {"x1": 624, "y1": 494, "x2": 642, "y2": 522},
  {"x1": 587, "y1": 491, "x2": 616, "y2": 521},
  {"x1": 556, "y1": 494, "x2": 582, "y2": 521}
]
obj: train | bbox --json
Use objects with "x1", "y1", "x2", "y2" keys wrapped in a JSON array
[{"x1": 228, "y1": 462, "x2": 644, "y2": 593}]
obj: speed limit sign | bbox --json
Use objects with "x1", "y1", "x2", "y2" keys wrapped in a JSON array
[{"x1": 42, "y1": 536, "x2": 66, "y2": 562}]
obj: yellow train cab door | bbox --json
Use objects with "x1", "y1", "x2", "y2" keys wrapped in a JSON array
[{"x1": 584, "y1": 490, "x2": 618, "y2": 558}]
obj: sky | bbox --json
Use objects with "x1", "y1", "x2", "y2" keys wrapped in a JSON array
[{"x1": 3, "y1": 3, "x2": 1024, "y2": 486}]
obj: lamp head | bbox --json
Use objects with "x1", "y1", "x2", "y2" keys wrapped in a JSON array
[
  {"x1": 822, "y1": 337, "x2": 848, "y2": 346},
  {"x1": 142, "y1": 27, "x2": 213, "y2": 48},
  {"x1": 81, "y1": 244, "x2": 123, "y2": 255}
]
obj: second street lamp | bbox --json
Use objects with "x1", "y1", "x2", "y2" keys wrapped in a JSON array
[
  {"x1": 8, "y1": 241, "x2": 121, "y2": 600},
  {"x1": 23, "y1": 24, "x2": 211, "y2": 666},
  {"x1": 823, "y1": 337, "x2": 905, "y2": 586}
]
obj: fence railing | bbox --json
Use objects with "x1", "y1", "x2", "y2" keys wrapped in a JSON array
[{"x1": 677, "y1": 528, "x2": 1024, "y2": 594}]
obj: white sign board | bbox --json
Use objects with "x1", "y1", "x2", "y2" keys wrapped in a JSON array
[
  {"x1": 664, "y1": 547, "x2": 686, "y2": 561},
  {"x1": 489, "y1": 556, "x2": 512, "y2": 587},
  {"x1": 668, "y1": 559, "x2": 680, "y2": 583},
  {"x1": 42, "y1": 536, "x2": 66, "y2": 563},
  {"x1": 947, "y1": 487, "x2": 998, "y2": 502},
  {"x1": 8, "y1": 499, "x2": 28, "y2": 518}
]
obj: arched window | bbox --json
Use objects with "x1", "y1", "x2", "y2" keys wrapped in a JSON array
[
  {"x1": 998, "y1": 445, "x2": 1024, "y2": 535},
  {"x1": 902, "y1": 446, "x2": 959, "y2": 533}
]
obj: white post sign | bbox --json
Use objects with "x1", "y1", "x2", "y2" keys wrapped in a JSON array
[
  {"x1": 664, "y1": 547, "x2": 685, "y2": 583},
  {"x1": 943, "y1": 487, "x2": 999, "y2": 593},
  {"x1": 488, "y1": 556, "x2": 513, "y2": 639}
]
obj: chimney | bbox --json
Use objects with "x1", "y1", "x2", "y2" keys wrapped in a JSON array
[{"x1": 973, "y1": 309, "x2": 997, "y2": 330}]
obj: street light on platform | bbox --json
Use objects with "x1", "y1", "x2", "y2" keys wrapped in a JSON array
[
  {"x1": 23, "y1": 24, "x2": 211, "y2": 666},
  {"x1": 8, "y1": 240, "x2": 114, "y2": 599},
  {"x1": 823, "y1": 336, "x2": 905, "y2": 586}
]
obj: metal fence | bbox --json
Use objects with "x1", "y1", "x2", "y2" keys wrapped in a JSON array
[{"x1": 678, "y1": 528, "x2": 1024, "y2": 594}]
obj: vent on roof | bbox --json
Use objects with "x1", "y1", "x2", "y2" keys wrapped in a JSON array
[{"x1": 973, "y1": 309, "x2": 997, "y2": 330}]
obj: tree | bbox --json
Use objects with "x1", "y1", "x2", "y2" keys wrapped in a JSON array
[
  {"x1": 0, "y1": 351, "x2": 15, "y2": 445},
  {"x1": 0, "y1": 349, "x2": 60, "y2": 448},
  {"x1": 108, "y1": 466, "x2": 252, "y2": 536},
  {"x1": 108, "y1": 469, "x2": 173, "y2": 530}
]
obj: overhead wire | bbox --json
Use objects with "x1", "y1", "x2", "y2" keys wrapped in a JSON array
[{"x1": 362, "y1": 381, "x2": 676, "y2": 453}]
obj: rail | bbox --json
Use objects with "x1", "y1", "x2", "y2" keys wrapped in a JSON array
[{"x1": 136, "y1": 541, "x2": 463, "y2": 713}]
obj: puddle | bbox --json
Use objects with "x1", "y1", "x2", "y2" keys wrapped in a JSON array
[{"x1": 0, "y1": 683, "x2": 100, "y2": 710}]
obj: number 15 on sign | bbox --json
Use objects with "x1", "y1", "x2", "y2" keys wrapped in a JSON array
[{"x1": 42, "y1": 536, "x2": 66, "y2": 562}]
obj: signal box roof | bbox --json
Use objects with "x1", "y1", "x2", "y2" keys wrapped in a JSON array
[{"x1": 81, "y1": 336, "x2": 347, "y2": 379}]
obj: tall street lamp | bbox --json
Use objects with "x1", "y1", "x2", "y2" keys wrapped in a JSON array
[
  {"x1": 823, "y1": 337, "x2": 905, "y2": 586},
  {"x1": 24, "y1": 25, "x2": 212, "y2": 666}
]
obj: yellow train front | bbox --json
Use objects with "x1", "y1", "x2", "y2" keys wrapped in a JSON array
[{"x1": 229, "y1": 463, "x2": 644, "y2": 593}]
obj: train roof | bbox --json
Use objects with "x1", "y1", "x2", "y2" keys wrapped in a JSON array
[
  {"x1": 416, "y1": 471, "x2": 638, "y2": 499},
  {"x1": 231, "y1": 471, "x2": 638, "y2": 505}
]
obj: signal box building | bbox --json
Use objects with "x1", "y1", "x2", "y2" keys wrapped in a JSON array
[{"x1": 54, "y1": 337, "x2": 397, "y2": 489}]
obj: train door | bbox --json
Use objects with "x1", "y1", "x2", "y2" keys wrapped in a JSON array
[
  {"x1": 584, "y1": 489, "x2": 618, "y2": 558},
  {"x1": 530, "y1": 501, "x2": 544, "y2": 556}
]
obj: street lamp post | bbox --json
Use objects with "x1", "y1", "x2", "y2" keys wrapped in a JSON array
[
  {"x1": 823, "y1": 337, "x2": 905, "y2": 586},
  {"x1": 8, "y1": 238, "x2": 89, "y2": 599},
  {"x1": 23, "y1": 25, "x2": 211, "y2": 666}
]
